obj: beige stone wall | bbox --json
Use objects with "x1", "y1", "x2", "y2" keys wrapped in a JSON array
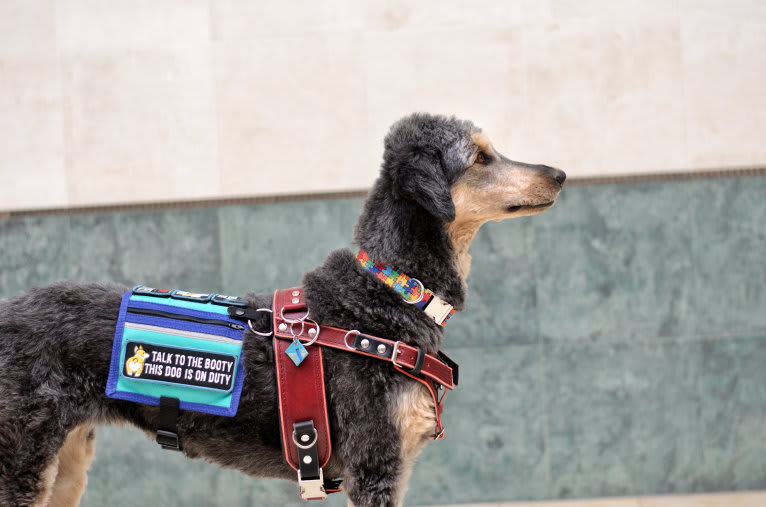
[{"x1": 1, "y1": 0, "x2": 764, "y2": 211}]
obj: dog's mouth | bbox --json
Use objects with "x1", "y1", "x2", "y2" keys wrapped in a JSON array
[{"x1": 506, "y1": 201, "x2": 555, "y2": 213}]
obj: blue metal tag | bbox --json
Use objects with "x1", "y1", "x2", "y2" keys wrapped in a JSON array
[{"x1": 285, "y1": 338, "x2": 308, "y2": 366}]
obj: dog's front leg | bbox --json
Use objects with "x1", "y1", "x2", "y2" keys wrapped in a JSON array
[
  {"x1": 342, "y1": 466, "x2": 403, "y2": 507},
  {"x1": 341, "y1": 382, "x2": 435, "y2": 507},
  {"x1": 337, "y1": 411, "x2": 405, "y2": 507},
  {"x1": 342, "y1": 449, "x2": 424, "y2": 507}
]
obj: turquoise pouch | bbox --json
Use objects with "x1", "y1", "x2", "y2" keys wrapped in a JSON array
[{"x1": 106, "y1": 286, "x2": 247, "y2": 417}]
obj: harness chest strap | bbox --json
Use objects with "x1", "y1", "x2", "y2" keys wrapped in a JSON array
[
  {"x1": 272, "y1": 287, "x2": 459, "y2": 499},
  {"x1": 273, "y1": 287, "x2": 457, "y2": 430},
  {"x1": 272, "y1": 289, "x2": 338, "y2": 499}
]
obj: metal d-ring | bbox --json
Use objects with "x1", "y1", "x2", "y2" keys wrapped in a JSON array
[
  {"x1": 247, "y1": 308, "x2": 273, "y2": 337},
  {"x1": 292, "y1": 428, "x2": 318, "y2": 450},
  {"x1": 343, "y1": 329, "x2": 360, "y2": 350},
  {"x1": 403, "y1": 278, "x2": 425, "y2": 304},
  {"x1": 289, "y1": 319, "x2": 321, "y2": 348},
  {"x1": 280, "y1": 306, "x2": 310, "y2": 324},
  {"x1": 289, "y1": 319, "x2": 305, "y2": 339}
]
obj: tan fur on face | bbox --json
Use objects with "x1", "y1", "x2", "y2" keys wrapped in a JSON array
[
  {"x1": 472, "y1": 131, "x2": 493, "y2": 153},
  {"x1": 48, "y1": 424, "x2": 96, "y2": 507},
  {"x1": 448, "y1": 133, "x2": 562, "y2": 280}
]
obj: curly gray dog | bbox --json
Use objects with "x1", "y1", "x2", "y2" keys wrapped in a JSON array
[{"x1": 0, "y1": 113, "x2": 565, "y2": 507}]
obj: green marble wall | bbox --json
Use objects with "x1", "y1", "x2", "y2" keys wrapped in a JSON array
[{"x1": 1, "y1": 175, "x2": 764, "y2": 506}]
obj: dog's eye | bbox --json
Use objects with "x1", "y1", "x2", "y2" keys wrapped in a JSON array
[{"x1": 476, "y1": 152, "x2": 489, "y2": 164}]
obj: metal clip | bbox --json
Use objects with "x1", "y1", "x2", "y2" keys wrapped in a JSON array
[
  {"x1": 298, "y1": 469, "x2": 327, "y2": 500},
  {"x1": 423, "y1": 294, "x2": 454, "y2": 325}
]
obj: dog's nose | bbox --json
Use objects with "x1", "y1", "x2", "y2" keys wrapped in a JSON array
[{"x1": 540, "y1": 165, "x2": 566, "y2": 185}]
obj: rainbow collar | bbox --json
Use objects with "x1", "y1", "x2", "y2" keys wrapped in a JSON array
[{"x1": 357, "y1": 250, "x2": 456, "y2": 326}]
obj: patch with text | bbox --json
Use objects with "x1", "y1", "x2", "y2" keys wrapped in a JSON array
[{"x1": 122, "y1": 341, "x2": 237, "y2": 392}]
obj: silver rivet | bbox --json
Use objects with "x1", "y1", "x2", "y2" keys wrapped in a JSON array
[
  {"x1": 308, "y1": 328, "x2": 317, "y2": 337},
  {"x1": 360, "y1": 338, "x2": 370, "y2": 349},
  {"x1": 278, "y1": 323, "x2": 287, "y2": 332},
  {"x1": 292, "y1": 290, "x2": 300, "y2": 296},
  {"x1": 377, "y1": 344, "x2": 386, "y2": 354},
  {"x1": 303, "y1": 455, "x2": 312, "y2": 464},
  {"x1": 300, "y1": 434, "x2": 310, "y2": 443},
  {"x1": 292, "y1": 297, "x2": 299, "y2": 304}
]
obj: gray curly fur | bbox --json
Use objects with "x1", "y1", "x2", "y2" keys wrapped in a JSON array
[{"x1": 0, "y1": 113, "x2": 478, "y2": 507}]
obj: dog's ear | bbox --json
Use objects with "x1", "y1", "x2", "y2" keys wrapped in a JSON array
[{"x1": 393, "y1": 151, "x2": 456, "y2": 222}]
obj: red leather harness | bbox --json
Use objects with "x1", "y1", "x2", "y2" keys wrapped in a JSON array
[{"x1": 271, "y1": 287, "x2": 458, "y2": 500}]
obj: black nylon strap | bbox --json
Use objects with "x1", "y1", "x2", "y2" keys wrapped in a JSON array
[
  {"x1": 228, "y1": 306, "x2": 269, "y2": 321},
  {"x1": 294, "y1": 420, "x2": 321, "y2": 480},
  {"x1": 437, "y1": 351, "x2": 459, "y2": 386},
  {"x1": 157, "y1": 396, "x2": 181, "y2": 451},
  {"x1": 227, "y1": 306, "x2": 273, "y2": 335}
]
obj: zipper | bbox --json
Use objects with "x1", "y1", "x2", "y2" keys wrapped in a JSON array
[
  {"x1": 127, "y1": 307, "x2": 245, "y2": 331},
  {"x1": 124, "y1": 322, "x2": 243, "y2": 345}
]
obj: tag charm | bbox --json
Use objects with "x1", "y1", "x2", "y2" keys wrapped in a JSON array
[{"x1": 285, "y1": 338, "x2": 309, "y2": 366}]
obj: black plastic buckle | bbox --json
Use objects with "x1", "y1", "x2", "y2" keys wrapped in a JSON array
[
  {"x1": 156, "y1": 430, "x2": 180, "y2": 451},
  {"x1": 157, "y1": 396, "x2": 181, "y2": 451}
]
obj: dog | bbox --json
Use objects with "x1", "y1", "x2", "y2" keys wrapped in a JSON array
[
  {"x1": 124, "y1": 345, "x2": 150, "y2": 377},
  {"x1": 0, "y1": 113, "x2": 565, "y2": 507}
]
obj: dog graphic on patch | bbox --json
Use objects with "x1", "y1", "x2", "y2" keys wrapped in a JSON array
[{"x1": 125, "y1": 345, "x2": 150, "y2": 377}]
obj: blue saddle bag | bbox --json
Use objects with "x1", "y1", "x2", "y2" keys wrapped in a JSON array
[{"x1": 106, "y1": 286, "x2": 247, "y2": 417}]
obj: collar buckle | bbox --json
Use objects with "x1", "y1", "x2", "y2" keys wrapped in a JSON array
[{"x1": 423, "y1": 294, "x2": 454, "y2": 326}]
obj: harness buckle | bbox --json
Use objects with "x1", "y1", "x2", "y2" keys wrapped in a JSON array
[
  {"x1": 298, "y1": 469, "x2": 327, "y2": 500},
  {"x1": 391, "y1": 341, "x2": 404, "y2": 368},
  {"x1": 156, "y1": 430, "x2": 180, "y2": 451}
]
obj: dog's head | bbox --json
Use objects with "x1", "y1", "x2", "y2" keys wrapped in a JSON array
[{"x1": 382, "y1": 113, "x2": 565, "y2": 225}]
